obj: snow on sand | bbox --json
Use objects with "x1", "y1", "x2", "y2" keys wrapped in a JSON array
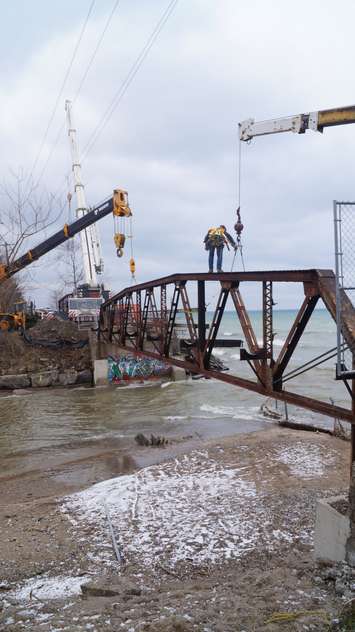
[{"x1": 63, "y1": 440, "x2": 337, "y2": 571}]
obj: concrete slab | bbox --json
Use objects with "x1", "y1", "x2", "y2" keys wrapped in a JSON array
[
  {"x1": 172, "y1": 366, "x2": 187, "y2": 381},
  {"x1": 94, "y1": 359, "x2": 108, "y2": 386},
  {"x1": 314, "y1": 495, "x2": 350, "y2": 563}
]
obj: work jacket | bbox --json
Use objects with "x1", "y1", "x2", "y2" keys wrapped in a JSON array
[{"x1": 204, "y1": 228, "x2": 236, "y2": 250}]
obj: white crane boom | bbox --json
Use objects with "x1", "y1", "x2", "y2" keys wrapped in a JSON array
[
  {"x1": 65, "y1": 100, "x2": 104, "y2": 287},
  {"x1": 239, "y1": 105, "x2": 355, "y2": 142}
]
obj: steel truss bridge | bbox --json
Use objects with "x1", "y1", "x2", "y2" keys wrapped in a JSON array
[{"x1": 98, "y1": 269, "x2": 355, "y2": 424}]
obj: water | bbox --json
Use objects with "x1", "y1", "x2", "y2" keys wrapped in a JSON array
[{"x1": 0, "y1": 308, "x2": 350, "y2": 496}]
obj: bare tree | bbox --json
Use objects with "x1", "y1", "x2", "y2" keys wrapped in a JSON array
[
  {"x1": 0, "y1": 278, "x2": 23, "y2": 313},
  {"x1": 56, "y1": 235, "x2": 84, "y2": 296},
  {"x1": 0, "y1": 168, "x2": 62, "y2": 312},
  {"x1": 0, "y1": 168, "x2": 61, "y2": 264}
]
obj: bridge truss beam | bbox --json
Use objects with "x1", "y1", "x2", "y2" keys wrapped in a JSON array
[{"x1": 98, "y1": 270, "x2": 355, "y2": 423}]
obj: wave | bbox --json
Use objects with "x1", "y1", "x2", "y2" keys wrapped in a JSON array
[
  {"x1": 163, "y1": 415, "x2": 188, "y2": 421},
  {"x1": 256, "y1": 337, "x2": 286, "y2": 348},
  {"x1": 212, "y1": 348, "x2": 226, "y2": 357},
  {"x1": 199, "y1": 403, "x2": 258, "y2": 422},
  {"x1": 114, "y1": 381, "x2": 162, "y2": 390}
]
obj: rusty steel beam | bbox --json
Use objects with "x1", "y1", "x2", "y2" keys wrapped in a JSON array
[
  {"x1": 204, "y1": 284, "x2": 230, "y2": 368},
  {"x1": 197, "y1": 280, "x2": 206, "y2": 368},
  {"x1": 263, "y1": 281, "x2": 274, "y2": 364},
  {"x1": 180, "y1": 284, "x2": 198, "y2": 347},
  {"x1": 230, "y1": 286, "x2": 262, "y2": 375},
  {"x1": 273, "y1": 295, "x2": 319, "y2": 387},
  {"x1": 101, "y1": 269, "x2": 331, "y2": 307},
  {"x1": 112, "y1": 344, "x2": 354, "y2": 423},
  {"x1": 164, "y1": 283, "x2": 181, "y2": 356}
]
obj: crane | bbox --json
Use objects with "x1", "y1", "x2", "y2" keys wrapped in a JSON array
[
  {"x1": 239, "y1": 105, "x2": 355, "y2": 142},
  {"x1": 65, "y1": 100, "x2": 104, "y2": 287},
  {"x1": 0, "y1": 189, "x2": 132, "y2": 328}
]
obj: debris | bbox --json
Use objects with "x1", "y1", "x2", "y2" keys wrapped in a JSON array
[
  {"x1": 104, "y1": 502, "x2": 124, "y2": 565},
  {"x1": 134, "y1": 433, "x2": 168, "y2": 447}
]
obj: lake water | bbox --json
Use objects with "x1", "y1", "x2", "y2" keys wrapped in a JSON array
[{"x1": 0, "y1": 308, "x2": 350, "y2": 492}]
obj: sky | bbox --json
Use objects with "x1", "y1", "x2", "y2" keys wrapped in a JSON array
[{"x1": 1, "y1": 0, "x2": 355, "y2": 310}]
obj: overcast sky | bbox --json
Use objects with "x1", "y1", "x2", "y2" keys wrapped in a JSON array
[{"x1": 1, "y1": 0, "x2": 355, "y2": 310}]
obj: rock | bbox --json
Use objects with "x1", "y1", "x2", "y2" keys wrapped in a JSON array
[
  {"x1": 31, "y1": 370, "x2": 59, "y2": 388},
  {"x1": 75, "y1": 369, "x2": 92, "y2": 385},
  {"x1": 0, "y1": 374, "x2": 31, "y2": 390},
  {"x1": 135, "y1": 433, "x2": 150, "y2": 447},
  {"x1": 58, "y1": 370, "x2": 78, "y2": 386},
  {"x1": 134, "y1": 433, "x2": 168, "y2": 447},
  {"x1": 335, "y1": 578, "x2": 347, "y2": 595},
  {"x1": 322, "y1": 567, "x2": 337, "y2": 581},
  {"x1": 125, "y1": 587, "x2": 141, "y2": 597},
  {"x1": 81, "y1": 583, "x2": 121, "y2": 598},
  {"x1": 81, "y1": 578, "x2": 141, "y2": 599}
]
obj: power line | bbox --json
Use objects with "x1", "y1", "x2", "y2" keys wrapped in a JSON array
[
  {"x1": 34, "y1": 0, "x2": 121, "y2": 192},
  {"x1": 27, "y1": 0, "x2": 96, "y2": 190},
  {"x1": 73, "y1": 0, "x2": 121, "y2": 103},
  {"x1": 81, "y1": 0, "x2": 179, "y2": 161}
]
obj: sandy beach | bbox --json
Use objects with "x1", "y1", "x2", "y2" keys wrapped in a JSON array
[{"x1": 0, "y1": 424, "x2": 352, "y2": 631}]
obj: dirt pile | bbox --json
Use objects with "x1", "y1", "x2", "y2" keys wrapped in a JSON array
[{"x1": 0, "y1": 319, "x2": 91, "y2": 377}]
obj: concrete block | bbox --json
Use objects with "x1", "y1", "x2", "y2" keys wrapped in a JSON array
[
  {"x1": 94, "y1": 359, "x2": 108, "y2": 386},
  {"x1": 171, "y1": 366, "x2": 187, "y2": 381},
  {"x1": 314, "y1": 495, "x2": 350, "y2": 563}
]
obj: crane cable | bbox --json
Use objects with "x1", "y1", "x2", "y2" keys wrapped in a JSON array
[
  {"x1": 231, "y1": 129, "x2": 245, "y2": 272},
  {"x1": 129, "y1": 215, "x2": 136, "y2": 281},
  {"x1": 81, "y1": 0, "x2": 180, "y2": 162}
]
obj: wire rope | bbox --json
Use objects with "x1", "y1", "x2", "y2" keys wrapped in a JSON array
[
  {"x1": 74, "y1": 0, "x2": 121, "y2": 103},
  {"x1": 26, "y1": 0, "x2": 96, "y2": 191},
  {"x1": 81, "y1": 0, "x2": 180, "y2": 161},
  {"x1": 34, "y1": 0, "x2": 121, "y2": 192},
  {"x1": 237, "y1": 125, "x2": 242, "y2": 209},
  {"x1": 231, "y1": 129, "x2": 245, "y2": 271}
]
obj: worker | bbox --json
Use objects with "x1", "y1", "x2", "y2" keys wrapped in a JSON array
[{"x1": 204, "y1": 225, "x2": 236, "y2": 273}]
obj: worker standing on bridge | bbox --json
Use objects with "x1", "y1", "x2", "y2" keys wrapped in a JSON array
[{"x1": 204, "y1": 225, "x2": 236, "y2": 273}]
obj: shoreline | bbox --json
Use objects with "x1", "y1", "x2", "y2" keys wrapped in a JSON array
[{"x1": 0, "y1": 424, "x2": 352, "y2": 631}]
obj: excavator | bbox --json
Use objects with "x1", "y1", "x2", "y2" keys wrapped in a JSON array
[
  {"x1": 0, "y1": 303, "x2": 26, "y2": 331},
  {"x1": 0, "y1": 189, "x2": 133, "y2": 330}
]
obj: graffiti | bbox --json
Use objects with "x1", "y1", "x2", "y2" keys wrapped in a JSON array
[{"x1": 108, "y1": 354, "x2": 171, "y2": 383}]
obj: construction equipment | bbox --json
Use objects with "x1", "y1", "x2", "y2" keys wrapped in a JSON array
[
  {"x1": 0, "y1": 190, "x2": 132, "y2": 287},
  {"x1": 0, "y1": 301, "x2": 31, "y2": 331},
  {"x1": 113, "y1": 189, "x2": 133, "y2": 257},
  {"x1": 239, "y1": 104, "x2": 355, "y2": 142},
  {"x1": 66, "y1": 100, "x2": 104, "y2": 285},
  {"x1": 0, "y1": 311, "x2": 25, "y2": 331}
]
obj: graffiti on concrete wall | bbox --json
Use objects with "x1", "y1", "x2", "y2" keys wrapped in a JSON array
[{"x1": 108, "y1": 354, "x2": 171, "y2": 383}]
